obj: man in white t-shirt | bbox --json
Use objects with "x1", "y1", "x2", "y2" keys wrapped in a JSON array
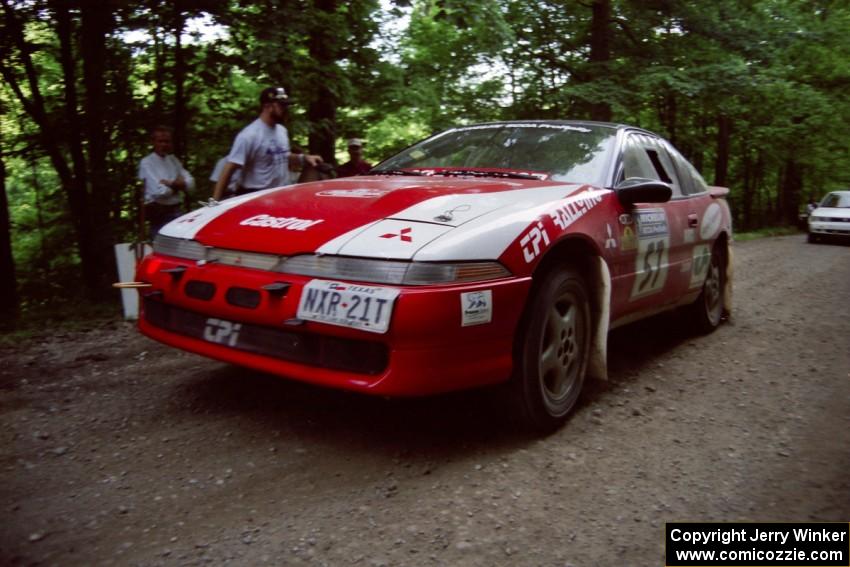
[
  {"x1": 138, "y1": 126, "x2": 194, "y2": 238},
  {"x1": 212, "y1": 87, "x2": 322, "y2": 201}
]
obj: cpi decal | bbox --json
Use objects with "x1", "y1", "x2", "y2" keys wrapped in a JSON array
[
  {"x1": 700, "y1": 202, "x2": 723, "y2": 240},
  {"x1": 240, "y1": 214, "x2": 324, "y2": 231},
  {"x1": 630, "y1": 209, "x2": 670, "y2": 300},
  {"x1": 520, "y1": 221, "x2": 551, "y2": 263},
  {"x1": 460, "y1": 290, "x2": 493, "y2": 326},
  {"x1": 203, "y1": 318, "x2": 241, "y2": 347}
]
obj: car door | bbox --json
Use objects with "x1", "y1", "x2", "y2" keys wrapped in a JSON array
[
  {"x1": 661, "y1": 141, "x2": 717, "y2": 297},
  {"x1": 607, "y1": 132, "x2": 693, "y2": 324}
]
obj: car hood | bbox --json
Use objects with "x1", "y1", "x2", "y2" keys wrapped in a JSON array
[
  {"x1": 811, "y1": 206, "x2": 850, "y2": 219},
  {"x1": 160, "y1": 175, "x2": 582, "y2": 259}
]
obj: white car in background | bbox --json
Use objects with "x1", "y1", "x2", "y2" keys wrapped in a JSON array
[{"x1": 808, "y1": 191, "x2": 850, "y2": 242}]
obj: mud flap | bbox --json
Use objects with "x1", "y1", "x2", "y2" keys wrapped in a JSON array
[
  {"x1": 723, "y1": 242, "x2": 734, "y2": 316},
  {"x1": 587, "y1": 256, "x2": 610, "y2": 381}
]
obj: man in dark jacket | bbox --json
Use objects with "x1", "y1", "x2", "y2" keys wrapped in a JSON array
[{"x1": 336, "y1": 138, "x2": 372, "y2": 177}]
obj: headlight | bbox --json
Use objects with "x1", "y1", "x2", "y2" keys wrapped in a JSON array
[
  {"x1": 152, "y1": 235, "x2": 512, "y2": 285},
  {"x1": 279, "y1": 255, "x2": 511, "y2": 285},
  {"x1": 153, "y1": 235, "x2": 285, "y2": 270},
  {"x1": 153, "y1": 234, "x2": 206, "y2": 260}
]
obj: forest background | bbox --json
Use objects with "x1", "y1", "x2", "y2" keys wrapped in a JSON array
[{"x1": 1, "y1": 0, "x2": 849, "y2": 326}]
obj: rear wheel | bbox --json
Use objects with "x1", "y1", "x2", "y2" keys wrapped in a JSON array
[
  {"x1": 511, "y1": 266, "x2": 591, "y2": 433},
  {"x1": 687, "y1": 242, "x2": 725, "y2": 334}
]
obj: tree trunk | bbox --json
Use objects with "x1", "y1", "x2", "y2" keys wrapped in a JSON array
[
  {"x1": 588, "y1": 0, "x2": 612, "y2": 122},
  {"x1": 81, "y1": 4, "x2": 116, "y2": 292},
  {"x1": 0, "y1": 147, "x2": 18, "y2": 326},
  {"x1": 307, "y1": 0, "x2": 339, "y2": 164},
  {"x1": 173, "y1": 10, "x2": 188, "y2": 161},
  {"x1": 661, "y1": 91, "x2": 677, "y2": 146},
  {"x1": 779, "y1": 158, "x2": 802, "y2": 226},
  {"x1": 153, "y1": 27, "x2": 165, "y2": 118},
  {"x1": 741, "y1": 149, "x2": 752, "y2": 230},
  {"x1": 714, "y1": 114, "x2": 730, "y2": 187},
  {"x1": 55, "y1": 2, "x2": 92, "y2": 248}
]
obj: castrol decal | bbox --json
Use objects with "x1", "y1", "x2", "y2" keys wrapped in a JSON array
[{"x1": 239, "y1": 214, "x2": 324, "y2": 231}]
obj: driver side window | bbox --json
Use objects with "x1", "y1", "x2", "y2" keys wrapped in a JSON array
[
  {"x1": 621, "y1": 134, "x2": 682, "y2": 198},
  {"x1": 622, "y1": 136, "x2": 657, "y2": 180}
]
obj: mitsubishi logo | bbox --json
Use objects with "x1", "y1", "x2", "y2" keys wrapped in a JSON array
[{"x1": 380, "y1": 227, "x2": 413, "y2": 242}]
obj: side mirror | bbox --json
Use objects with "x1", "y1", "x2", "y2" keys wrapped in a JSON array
[{"x1": 615, "y1": 177, "x2": 672, "y2": 206}]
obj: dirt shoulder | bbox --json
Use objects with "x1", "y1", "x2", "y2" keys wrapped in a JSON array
[{"x1": 1, "y1": 234, "x2": 848, "y2": 566}]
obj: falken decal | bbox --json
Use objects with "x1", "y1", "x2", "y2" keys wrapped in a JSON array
[
  {"x1": 460, "y1": 290, "x2": 493, "y2": 326},
  {"x1": 630, "y1": 209, "x2": 670, "y2": 300},
  {"x1": 550, "y1": 193, "x2": 604, "y2": 231},
  {"x1": 518, "y1": 192, "x2": 603, "y2": 264},
  {"x1": 240, "y1": 214, "x2": 324, "y2": 231}
]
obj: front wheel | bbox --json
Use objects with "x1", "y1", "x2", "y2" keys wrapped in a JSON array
[{"x1": 510, "y1": 267, "x2": 592, "y2": 433}]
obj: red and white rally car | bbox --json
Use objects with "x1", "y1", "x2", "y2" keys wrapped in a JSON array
[{"x1": 136, "y1": 121, "x2": 732, "y2": 432}]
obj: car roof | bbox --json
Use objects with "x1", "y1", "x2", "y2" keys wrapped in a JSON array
[{"x1": 451, "y1": 120, "x2": 659, "y2": 137}]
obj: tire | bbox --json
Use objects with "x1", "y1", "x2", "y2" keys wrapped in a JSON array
[
  {"x1": 687, "y1": 242, "x2": 725, "y2": 334},
  {"x1": 807, "y1": 232, "x2": 818, "y2": 243},
  {"x1": 511, "y1": 266, "x2": 592, "y2": 433}
]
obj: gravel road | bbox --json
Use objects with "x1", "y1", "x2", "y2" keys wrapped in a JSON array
[{"x1": 1, "y1": 234, "x2": 848, "y2": 566}]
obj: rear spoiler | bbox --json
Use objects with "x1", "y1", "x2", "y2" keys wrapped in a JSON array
[{"x1": 708, "y1": 186, "x2": 730, "y2": 199}]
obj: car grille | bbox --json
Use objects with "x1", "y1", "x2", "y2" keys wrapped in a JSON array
[{"x1": 143, "y1": 297, "x2": 389, "y2": 375}]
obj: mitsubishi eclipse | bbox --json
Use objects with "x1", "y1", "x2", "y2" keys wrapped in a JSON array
[{"x1": 135, "y1": 121, "x2": 733, "y2": 432}]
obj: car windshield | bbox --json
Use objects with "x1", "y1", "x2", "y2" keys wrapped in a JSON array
[
  {"x1": 819, "y1": 193, "x2": 850, "y2": 208},
  {"x1": 373, "y1": 123, "x2": 617, "y2": 185}
]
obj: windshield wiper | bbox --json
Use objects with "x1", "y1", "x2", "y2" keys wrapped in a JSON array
[
  {"x1": 438, "y1": 169, "x2": 540, "y2": 180},
  {"x1": 372, "y1": 168, "x2": 427, "y2": 176}
]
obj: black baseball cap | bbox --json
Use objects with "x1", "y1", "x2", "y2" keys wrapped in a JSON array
[{"x1": 259, "y1": 87, "x2": 293, "y2": 105}]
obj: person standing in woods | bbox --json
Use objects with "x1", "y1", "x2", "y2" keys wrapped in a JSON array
[
  {"x1": 336, "y1": 138, "x2": 373, "y2": 177},
  {"x1": 138, "y1": 126, "x2": 194, "y2": 239},
  {"x1": 212, "y1": 87, "x2": 323, "y2": 201}
]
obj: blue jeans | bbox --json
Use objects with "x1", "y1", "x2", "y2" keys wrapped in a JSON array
[{"x1": 146, "y1": 203, "x2": 182, "y2": 241}]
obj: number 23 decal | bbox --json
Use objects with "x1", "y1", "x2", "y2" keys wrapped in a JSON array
[{"x1": 630, "y1": 236, "x2": 669, "y2": 299}]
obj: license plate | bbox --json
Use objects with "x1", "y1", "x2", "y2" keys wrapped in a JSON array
[{"x1": 296, "y1": 280, "x2": 400, "y2": 334}]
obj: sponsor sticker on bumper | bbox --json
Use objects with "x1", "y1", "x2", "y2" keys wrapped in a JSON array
[{"x1": 297, "y1": 280, "x2": 400, "y2": 334}]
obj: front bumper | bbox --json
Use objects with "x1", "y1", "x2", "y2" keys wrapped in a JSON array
[
  {"x1": 809, "y1": 219, "x2": 850, "y2": 237},
  {"x1": 136, "y1": 254, "x2": 531, "y2": 396}
]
